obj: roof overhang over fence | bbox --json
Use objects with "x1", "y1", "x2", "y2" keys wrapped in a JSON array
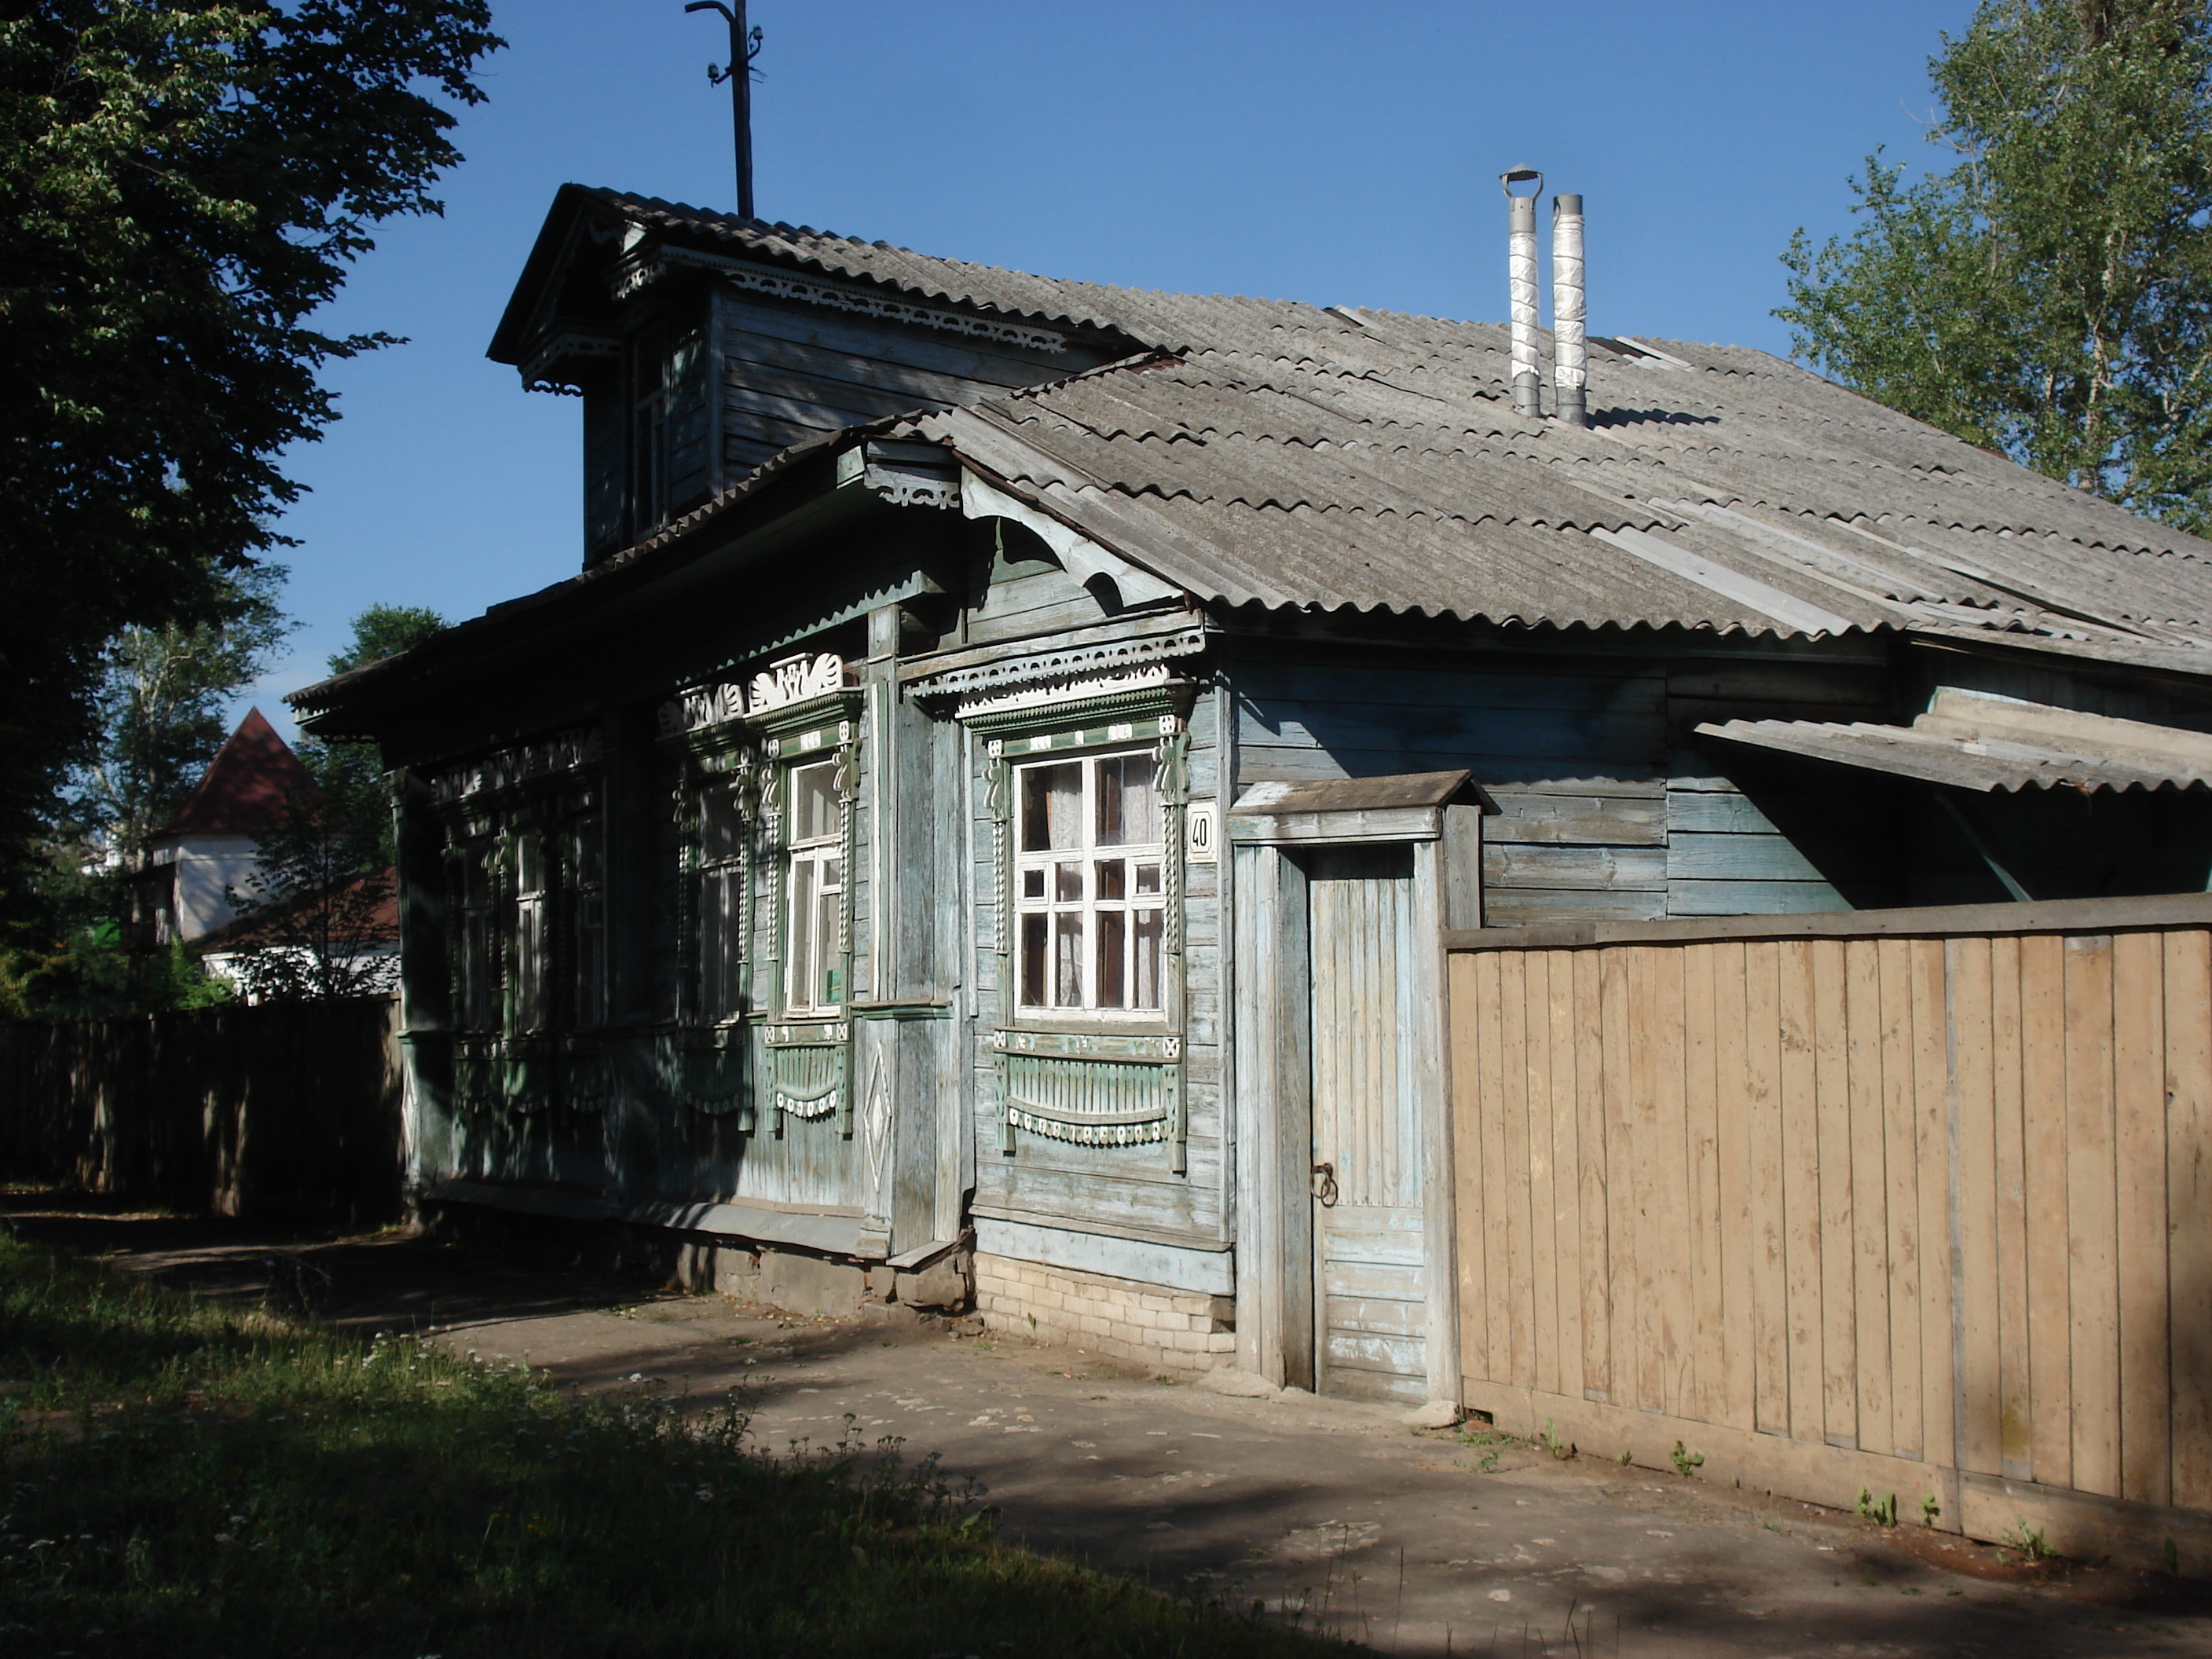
[{"x1": 1700, "y1": 688, "x2": 2212, "y2": 795}]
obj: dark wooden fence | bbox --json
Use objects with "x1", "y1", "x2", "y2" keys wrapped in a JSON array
[{"x1": 0, "y1": 995, "x2": 405, "y2": 1223}]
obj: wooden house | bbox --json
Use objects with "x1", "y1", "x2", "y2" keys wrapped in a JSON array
[{"x1": 295, "y1": 185, "x2": 2212, "y2": 1407}]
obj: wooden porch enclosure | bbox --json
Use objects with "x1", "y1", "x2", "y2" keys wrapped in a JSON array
[{"x1": 1445, "y1": 894, "x2": 2212, "y2": 1569}]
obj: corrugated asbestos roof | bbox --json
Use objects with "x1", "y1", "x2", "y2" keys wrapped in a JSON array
[
  {"x1": 1700, "y1": 689, "x2": 2212, "y2": 794},
  {"x1": 547, "y1": 192, "x2": 2212, "y2": 661}
]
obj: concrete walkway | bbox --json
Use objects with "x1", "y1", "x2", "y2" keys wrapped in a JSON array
[{"x1": 15, "y1": 1199, "x2": 2210, "y2": 1658}]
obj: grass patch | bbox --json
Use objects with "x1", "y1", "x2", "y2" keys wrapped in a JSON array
[{"x1": 0, "y1": 1234, "x2": 1352, "y2": 1657}]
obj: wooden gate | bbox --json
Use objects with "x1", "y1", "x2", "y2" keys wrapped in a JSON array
[{"x1": 1309, "y1": 844, "x2": 1427, "y2": 1402}]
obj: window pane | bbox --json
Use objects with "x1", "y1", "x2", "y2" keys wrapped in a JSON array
[
  {"x1": 1096, "y1": 753, "x2": 1160, "y2": 847},
  {"x1": 1020, "y1": 913, "x2": 1047, "y2": 1006},
  {"x1": 1053, "y1": 912, "x2": 1083, "y2": 1007},
  {"x1": 1021, "y1": 763, "x2": 1082, "y2": 851},
  {"x1": 514, "y1": 900, "x2": 544, "y2": 1029},
  {"x1": 793, "y1": 761, "x2": 839, "y2": 843},
  {"x1": 1135, "y1": 861, "x2": 1161, "y2": 896},
  {"x1": 701, "y1": 786, "x2": 743, "y2": 864},
  {"x1": 573, "y1": 893, "x2": 605, "y2": 1027},
  {"x1": 1055, "y1": 861, "x2": 1082, "y2": 903},
  {"x1": 1095, "y1": 859, "x2": 1125, "y2": 902},
  {"x1": 1096, "y1": 910, "x2": 1125, "y2": 1008},
  {"x1": 788, "y1": 859, "x2": 816, "y2": 1008},
  {"x1": 1133, "y1": 909, "x2": 1163, "y2": 1010},
  {"x1": 813, "y1": 880, "x2": 841, "y2": 1005},
  {"x1": 1021, "y1": 867, "x2": 1045, "y2": 900},
  {"x1": 515, "y1": 835, "x2": 545, "y2": 895},
  {"x1": 703, "y1": 869, "x2": 741, "y2": 1021},
  {"x1": 821, "y1": 855, "x2": 844, "y2": 895}
]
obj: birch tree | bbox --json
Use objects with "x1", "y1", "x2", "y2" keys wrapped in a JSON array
[{"x1": 1778, "y1": 0, "x2": 2212, "y2": 529}]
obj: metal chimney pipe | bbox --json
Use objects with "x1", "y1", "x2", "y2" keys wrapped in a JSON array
[
  {"x1": 1502, "y1": 166, "x2": 1544, "y2": 417},
  {"x1": 1552, "y1": 192, "x2": 1588, "y2": 427}
]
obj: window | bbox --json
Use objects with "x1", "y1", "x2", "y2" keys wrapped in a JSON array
[
  {"x1": 564, "y1": 814, "x2": 606, "y2": 1029},
  {"x1": 511, "y1": 832, "x2": 548, "y2": 1033},
  {"x1": 453, "y1": 837, "x2": 500, "y2": 1032},
  {"x1": 1014, "y1": 750, "x2": 1164, "y2": 1014},
  {"x1": 696, "y1": 779, "x2": 747, "y2": 1023},
  {"x1": 785, "y1": 760, "x2": 844, "y2": 1013}
]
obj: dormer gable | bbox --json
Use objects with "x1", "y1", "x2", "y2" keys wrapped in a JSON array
[{"x1": 489, "y1": 186, "x2": 1142, "y2": 568}]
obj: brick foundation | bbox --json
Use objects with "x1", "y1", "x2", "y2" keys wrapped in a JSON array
[{"x1": 974, "y1": 1252, "x2": 1235, "y2": 1372}]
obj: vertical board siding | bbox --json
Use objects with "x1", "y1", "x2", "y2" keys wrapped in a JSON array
[{"x1": 1449, "y1": 922, "x2": 2212, "y2": 1547}]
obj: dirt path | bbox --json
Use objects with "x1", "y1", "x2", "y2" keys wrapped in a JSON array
[{"x1": 14, "y1": 1196, "x2": 2209, "y2": 1657}]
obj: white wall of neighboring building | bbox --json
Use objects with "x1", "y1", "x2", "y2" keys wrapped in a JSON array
[
  {"x1": 149, "y1": 833, "x2": 263, "y2": 941},
  {"x1": 200, "y1": 942, "x2": 401, "y2": 1004}
]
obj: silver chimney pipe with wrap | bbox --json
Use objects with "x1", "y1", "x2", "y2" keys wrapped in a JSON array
[
  {"x1": 1551, "y1": 192, "x2": 1588, "y2": 427},
  {"x1": 1501, "y1": 165, "x2": 1543, "y2": 417}
]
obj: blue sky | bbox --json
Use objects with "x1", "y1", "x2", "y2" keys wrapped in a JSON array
[{"x1": 248, "y1": 0, "x2": 1979, "y2": 734}]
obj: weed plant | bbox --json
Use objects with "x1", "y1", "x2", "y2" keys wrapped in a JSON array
[{"x1": 0, "y1": 1234, "x2": 1350, "y2": 1657}]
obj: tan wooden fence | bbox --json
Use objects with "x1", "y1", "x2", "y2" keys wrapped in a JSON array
[
  {"x1": 0, "y1": 995, "x2": 405, "y2": 1223},
  {"x1": 1445, "y1": 893, "x2": 2212, "y2": 1569}
]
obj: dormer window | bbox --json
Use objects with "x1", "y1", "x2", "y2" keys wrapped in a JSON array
[{"x1": 583, "y1": 311, "x2": 713, "y2": 559}]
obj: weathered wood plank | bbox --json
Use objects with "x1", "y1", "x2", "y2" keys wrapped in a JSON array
[
  {"x1": 1847, "y1": 939, "x2": 1894, "y2": 1458},
  {"x1": 1523, "y1": 949, "x2": 1559, "y2": 1398},
  {"x1": 1548, "y1": 950, "x2": 1587, "y2": 1401},
  {"x1": 1601, "y1": 946, "x2": 1635, "y2": 1408},
  {"x1": 1234, "y1": 704, "x2": 1662, "y2": 765},
  {"x1": 1485, "y1": 789, "x2": 1667, "y2": 848},
  {"x1": 1879, "y1": 938, "x2": 1922, "y2": 1461},
  {"x1": 1991, "y1": 933, "x2": 2034, "y2": 1482},
  {"x1": 2111, "y1": 928, "x2": 2170, "y2": 1507},
  {"x1": 1489, "y1": 844, "x2": 1669, "y2": 893},
  {"x1": 1451, "y1": 953, "x2": 1488, "y2": 1384},
  {"x1": 1500, "y1": 949, "x2": 1535, "y2": 1390},
  {"x1": 1478, "y1": 950, "x2": 1511, "y2": 1386},
  {"x1": 1780, "y1": 937, "x2": 1824, "y2": 1445},
  {"x1": 1953, "y1": 935, "x2": 2002, "y2": 1477},
  {"x1": 1236, "y1": 662, "x2": 1664, "y2": 715},
  {"x1": 1745, "y1": 937, "x2": 1790, "y2": 1436},
  {"x1": 2064, "y1": 936, "x2": 2122, "y2": 1498},
  {"x1": 2164, "y1": 928, "x2": 2212, "y2": 1510},
  {"x1": 1667, "y1": 880, "x2": 1852, "y2": 917},
  {"x1": 1665, "y1": 789, "x2": 1784, "y2": 836},
  {"x1": 1652, "y1": 947, "x2": 1692, "y2": 1419},
  {"x1": 1685, "y1": 941, "x2": 1727, "y2": 1426},
  {"x1": 1480, "y1": 887, "x2": 1669, "y2": 928},
  {"x1": 1912, "y1": 936, "x2": 1955, "y2": 1473},
  {"x1": 2020, "y1": 931, "x2": 2072, "y2": 1490},
  {"x1": 1814, "y1": 939, "x2": 1858, "y2": 1449},
  {"x1": 1668, "y1": 832, "x2": 1829, "y2": 884},
  {"x1": 1714, "y1": 938, "x2": 1756, "y2": 1435},
  {"x1": 1628, "y1": 947, "x2": 1664, "y2": 1412},
  {"x1": 1570, "y1": 949, "x2": 1605, "y2": 1403}
]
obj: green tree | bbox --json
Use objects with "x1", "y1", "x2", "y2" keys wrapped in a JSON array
[
  {"x1": 298, "y1": 604, "x2": 446, "y2": 869},
  {"x1": 68, "y1": 566, "x2": 291, "y2": 866},
  {"x1": 222, "y1": 779, "x2": 394, "y2": 1002},
  {"x1": 0, "y1": 2, "x2": 500, "y2": 894},
  {"x1": 1777, "y1": 0, "x2": 2212, "y2": 529}
]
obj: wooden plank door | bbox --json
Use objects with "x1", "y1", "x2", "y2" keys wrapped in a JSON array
[{"x1": 1307, "y1": 844, "x2": 1429, "y2": 1402}]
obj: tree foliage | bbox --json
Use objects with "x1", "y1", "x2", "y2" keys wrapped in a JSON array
[
  {"x1": 1777, "y1": 0, "x2": 2212, "y2": 529},
  {"x1": 223, "y1": 780, "x2": 395, "y2": 1002},
  {"x1": 298, "y1": 602, "x2": 445, "y2": 870},
  {"x1": 68, "y1": 566, "x2": 291, "y2": 864},
  {"x1": 0, "y1": 1, "x2": 499, "y2": 888},
  {"x1": 222, "y1": 604, "x2": 441, "y2": 1000}
]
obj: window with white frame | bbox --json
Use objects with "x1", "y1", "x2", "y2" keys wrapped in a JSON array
[
  {"x1": 452, "y1": 834, "x2": 501, "y2": 1033},
  {"x1": 563, "y1": 813, "x2": 606, "y2": 1029},
  {"x1": 511, "y1": 831, "x2": 548, "y2": 1033},
  {"x1": 695, "y1": 777, "x2": 746, "y2": 1024},
  {"x1": 785, "y1": 759, "x2": 844, "y2": 1013},
  {"x1": 1014, "y1": 749, "x2": 1164, "y2": 1015}
]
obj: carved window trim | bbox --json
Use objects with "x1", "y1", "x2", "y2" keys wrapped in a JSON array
[{"x1": 965, "y1": 682, "x2": 1196, "y2": 1175}]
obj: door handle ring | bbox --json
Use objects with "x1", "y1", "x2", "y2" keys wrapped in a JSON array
[{"x1": 1311, "y1": 1161, "x2": 1339, "y2": 1207}]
